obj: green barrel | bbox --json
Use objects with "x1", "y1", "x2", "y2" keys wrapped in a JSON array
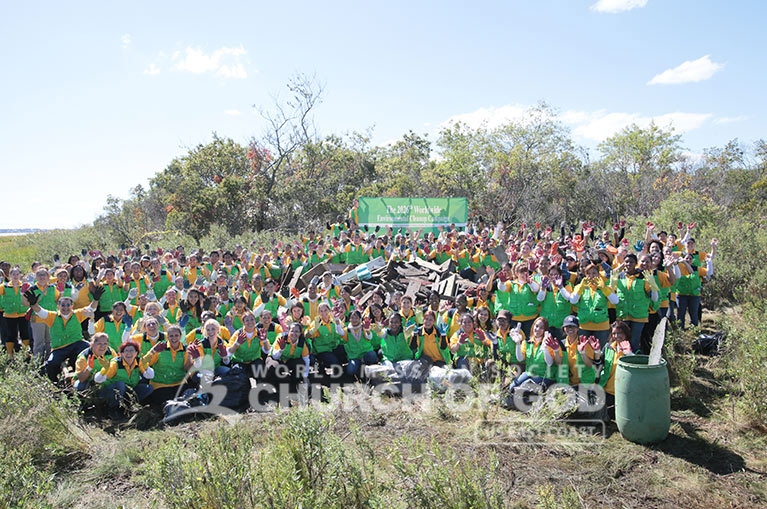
[{"x1": 615, "y1": 355, "x2": 670, "y2": 444}]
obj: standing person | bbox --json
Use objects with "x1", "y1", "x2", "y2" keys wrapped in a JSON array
[
  {"x1": 536, "y1": 266, "x2": 575, "y2": 342},
  {"x1": 0, "y1": 267, "x2": 32, "y2": 357},
  {"x1": 571, "y1": 264, "x2": 619, "y2": 349},
  {"x1": 91, "y1": 268, "x2": 126, "y2": 322},
  {"x1": 495, "y1": 263, "x2": 540, "y2": 338},
  {"x1": 614, "y1": 254, "x2": 660, "y2": 353},
  {"x1": 676, "y1": 246, "x2": 715, "y2": 329},
  {"x1": 28, "y1": 267, "x2": 58, "y2": 362},
  {"x1": 25, "y1": 290, "x2": 101, "y2": 383}
]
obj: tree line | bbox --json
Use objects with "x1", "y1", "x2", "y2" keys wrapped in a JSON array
[{"x1": 95, "y1": 76, "x2": 767, "y2": 245}]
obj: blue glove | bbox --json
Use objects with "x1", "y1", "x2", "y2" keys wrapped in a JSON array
[
  {"x1": 179, "y1": 314, "x2": 190, "y2": 328},
  {"x1": 121, "y1": 313, "x2": 133, "y2": 328},
  {"x1": 633, "y1": 240, "x2": 645, "y2": 252}
]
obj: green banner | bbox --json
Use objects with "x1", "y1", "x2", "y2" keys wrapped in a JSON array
[{"x1": 358, "y1": 197, "x2": 468, "y2": 232}]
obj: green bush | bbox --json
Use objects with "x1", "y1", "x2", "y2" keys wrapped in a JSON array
[
  {"x1": 389, "y1": 437, "x2": 506, "y2": 509},
  {"x1": 0, "y1": 444, "x2": 54, "y2": 509},
  {"x1": 721, "y1": 304, "x2": 767, "y2": 431},
  {"x1": 144, "y1": 408, "x2": 381, "y2": 509},
  {"x1": 0, "y1": 359, "x2": 91, "y2": 467}
]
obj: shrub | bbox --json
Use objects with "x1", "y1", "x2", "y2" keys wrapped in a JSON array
[{"x1": 720, "y1": 304, "x2": 767, "y2": 431}]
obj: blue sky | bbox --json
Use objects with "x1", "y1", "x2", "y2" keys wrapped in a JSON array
[{"x1": 1, "y1": 0, "x2": 764, "y2": 229}]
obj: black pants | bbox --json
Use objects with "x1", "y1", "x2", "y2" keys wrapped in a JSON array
[{"x1": 1, "y1": 316, "x2": 32, "y2": 352}]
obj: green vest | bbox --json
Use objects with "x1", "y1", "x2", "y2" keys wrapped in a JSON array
[
  {"x1": 309, "y1": 321, "x2": 340, "y2": 354},
  {"x1": 151, "y1": 272, "x2": 173, "y2": 299},
  {"x1": 677, "y1": 267, "x2": 702, "y2": 296},
  {"x1": 496, "y1": 332, "x2": 517, "y2": 365},
  {"x1": 508, "y1": 283, "x2": 539, "y2": 318},
  {"x1": 127, "y1": 277, "x2": 148, "y2": 304},
  {"x1": 616, "y1": 275, "x2": 652, "y2": 320},
  {"x1": 49, "y1": 312, "x2": 85, "y2": 350},
  {"x1": 152, "y1": 345, "x2": 187, "y2": 386},
  {"x1": 565, "y1": 342, "x2": 596, "y2": 385},
  {"x1": 598, "y1": 346, "x2": 618, "y2": 393},
  {"x1": 523, "y1": 340, "x2": 556, "y2": 380},
  {"x1": 33, "y1": 284, "x2": 58, "y2": 312},
  {"x1": 260, "y1": 296, "x2": 281, "y2": 320},
  {"x1": 493, "y1": 283, "x2": 512, "y2": 314},
  {"x1": 576, "y1": 287, "x2": 609, "y2": 325},
  {"x1": 199, "y1": 337, "x2": 224, "y2": 370},
  {"x1": 415, "y1": 328, "x2": 451, "y2": 364},
  {"x1": 102, "y1": 317, "x2": 126, "y2": 351},
  {"x1": 107, "y1": 358, "x2": 142, "y2": 388},
  {"x1": 77, "y1": 347, "x2": 115, "y2": 381},
  {"x1": 0, "y1": 284, "x2": 26, "y2": 315},
  {"x1": 279, "y1": 337, "x2": 307, "y2": 360},
  {"x1": 343, "y1": 327, "x2": 375, "y2": 360},
  {"x1": 654, "y1": 272, "x2": 670, "y2": 304},
  {"x1": 453, "y1": 331, "x2": 491, "y2": 360},
  {"x1": 231, "y1": 327, "x2": 269, "y2": 363},
  {"x1": 139, "y1": 332, "x2": 164, "y2": 356},
  {"x1": 381, "y1": 331, "x2": 413, "y2": 363},
  {"x1": 540, "y1": 287, "x2": 572, "y2": 329},
  {"x1": 95, "y1": 283, "x2": 124, "y2": 312}
]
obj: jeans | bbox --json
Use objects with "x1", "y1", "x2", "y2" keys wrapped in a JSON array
[
  {"x1": 666, "y1": 301, "x2": 677, "y2": 322},
  {"x1": 44, "y1": 340, "x2": 89, "y2": 382},
  {"x1": 99, "y1": 381, "x2": 154, "y2": 409},
  {"x1": 315, "y1": 346, "x2": 348, "y2": 371},
  {"x1": 455, "y1": 357, "x2": 470, "y2": 370},
  {"x1": 627, "y1": 321, "x2": 645, "y2": 354},
  {"x1": 346, "y1": 351, "x2": 378, "y2": 376},
  {"x1": 510, "y1": 372, "x2": 556, "y2": 390},
  {"x1": 677, "y1": 295, "x2": 701, "y2": 329}
]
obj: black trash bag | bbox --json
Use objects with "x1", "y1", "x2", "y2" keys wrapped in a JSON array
[
  {"x1": 692, "y1": 331, "x2": 723, "y2": 355},
  {"x1": 211, "y1": 365, "x2": 251, "y2": 410}
]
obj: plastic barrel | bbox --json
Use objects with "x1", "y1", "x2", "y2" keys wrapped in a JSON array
[{"x1": 615, "y1": 355, "x2": 670, "y2": 444}]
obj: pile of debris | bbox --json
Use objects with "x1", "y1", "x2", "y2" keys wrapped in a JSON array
[{"x1": 278, "y1": 251, "x2": 505, "y2": 306}]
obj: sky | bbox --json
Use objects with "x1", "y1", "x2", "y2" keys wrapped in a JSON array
[{"x1": 0, "y1": 0, "x2": 764, "y2": 229}]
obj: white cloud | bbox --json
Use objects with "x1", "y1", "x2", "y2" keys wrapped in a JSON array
[
  {"x1": 565, "y1": 110, "x2": 711, "y2": 141},
  {"x1": 173, "y1": 45, "x2": 248, "y2": 79},
  {"x1": 438, "y1": 104, "x2": 711, "y2": 143},
  {"x1": 121, "y1": 33, "x2": 132, "y2": 48},
  {"x1": 224, "y1": 109, "x2": 242, "y2": 116},
  {"x1": 591, "y1": 0, "x2": 647, "y2": 13},
  {"x1": 143, "y1": 64, "x2": 160, "y2": 75},
  {"x1": 648, "y1": 55, "x2": 724, "y2": 85},
  {"x1": 439, "y1": 104, "x2": 529, "y2": 130},
  {"x1": 714, "y1": 115, "x2": 748, "y2": 125}
]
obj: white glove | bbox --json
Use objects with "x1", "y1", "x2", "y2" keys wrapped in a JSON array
[
  {"x1": 142, "y1": 367, "x2": 155, "y2": 379},
  {"x1": 87, "y1": 320, "x2": 95, "y2": 336},
  {"x1": 127, "y1": 288, "x2": 138, "y2": 300},
  {"x1": 146, "y1": 289, "x2": 157, "y2": 301},
  {"x1": 94, "y1": 373, "x2": 107, "y2": 384}
]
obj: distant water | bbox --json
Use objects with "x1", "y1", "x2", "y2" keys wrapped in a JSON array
[{"x1": 0, "y1": 231, "x2": 35, "y2": 237}]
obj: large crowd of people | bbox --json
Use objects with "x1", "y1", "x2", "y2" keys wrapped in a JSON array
[{"x1": 0, "y1": 208, "x2": 717, "y2": 421}]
